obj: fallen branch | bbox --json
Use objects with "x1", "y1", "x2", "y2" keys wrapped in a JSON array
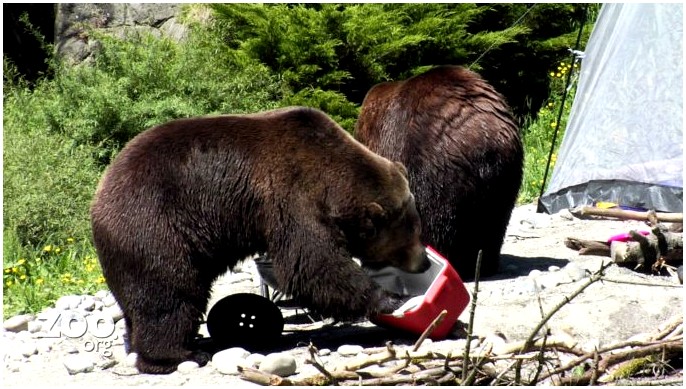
[
  {"x1": 462, "y1": 250, "x2": 483, "y2": 385},
  {"x1": 412, "y1": 309, "x2": 447, "y2": 351},
  {"x1": 571, "y1": 206, "x2": 683, "y2": 223},
  {"x1": 554, "y1": 338, "x2": 683, "y2": 385}
]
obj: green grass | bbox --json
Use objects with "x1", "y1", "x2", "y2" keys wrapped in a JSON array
[
  {"x1": 517, "y1": 60, "x2": 578, "y2": 204},
  {"x1": 3, "y1": 232, "x2": 107, "y2": 318}
]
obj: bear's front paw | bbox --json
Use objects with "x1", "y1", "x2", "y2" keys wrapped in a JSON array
[
  {"x1": 190, "y1": 351, "x2": 211, "y2": 367},
  {"x1": 370, "y1": 289, "x2": 405, "y2": 315}
]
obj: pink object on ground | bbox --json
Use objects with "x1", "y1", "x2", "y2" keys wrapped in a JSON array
[{"x1": 607, "y1": 230, "x2": 651, "y2": 244}]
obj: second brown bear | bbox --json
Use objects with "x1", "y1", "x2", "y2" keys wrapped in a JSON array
[{"x1": 355, "y1": 65, "x2": 524, "y2": 278}]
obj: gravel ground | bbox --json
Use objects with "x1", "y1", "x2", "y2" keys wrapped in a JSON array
[{"x1": 2, "y1": 203, "x2": 682, "y2": 387}]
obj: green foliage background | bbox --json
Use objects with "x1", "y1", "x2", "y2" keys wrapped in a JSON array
[{"x1": 3, "y1": 3, "x2": 597, "y2": 317}]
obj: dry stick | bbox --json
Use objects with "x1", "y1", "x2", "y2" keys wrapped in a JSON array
[
  {"x1": 572, "y1": 206, "x2": 683, "y2": 223},
  {"x1": 529, "y1": 277, "x2": 551, "y2": 384},
  {"x1": 615, "y1": 377, "x2": 685, "y2": 386},
  {"x1": 339, "y1": 341, "x2": 396, "y2": 371},
  {"x1": 412, "y1": 309, "x2": 447, "y2": 351},
  {"x1": 515, "y1": 261, "x2": 613, "y2": 385},
  {"x1": 651, "y1": 315, "x2": 683, "y2": 341},
  {"x1": 238, "y1": 366, "x2": 293, "y2": 386},
  {"x1": 537, "y1": 335, "x2": 683, "y2": 383},
  {"x1": 589, "y1": 348, "x2": 600, "y2": 386},
  {"x1": 490, "y1": 360, "x2": 519, "y2": 386},
  {"x1": 461, "y1": 249, "x2": 483, "y2": 385},
  {"x1": 556, "y1": 339, "x2": 683, "y2": 385},
  {"x1": 598, "y1": 278, "x2": 682, "y2": 288},
  {"x1": 306, "y1": 342, "x2": 337, "y2": 385}
]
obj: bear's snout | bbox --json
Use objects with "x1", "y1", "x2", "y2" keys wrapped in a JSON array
[{"x1": 400, "y1": 245, "x2": 431, "y2": 273}]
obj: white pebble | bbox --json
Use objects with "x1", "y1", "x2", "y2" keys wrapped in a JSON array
[
  {"x1": 548, "y1": 265, "x2": 561, "y2": 272},
  {"x1": 3, "y1": 314, "x2": 35, "y2": 333},
  {"x1": 337, "y1": 344, "x2": 363, "y2": 356},
  {"x1": 125, "y1": 352, "x2": 138, "y2": 368},
  {"x1": 55, "y1": 295, "x2": 83, "y2": 310},
  {"x1": 177, "y1": 361, "x2": 199, "y2": 373},
  {"x1": 214, "y1": 347, "x2": 250, "y2": 360},
  {"x1": 115, "y1": 318, "x2": 127, "y2": 330},
  {"x1": 259, "y1": 352, "x2": 297, "y2": 377},
  {"x1": 79, "y1": 296, "x2": 96, "y2": 312},
  {"x1": 318, "y1": 348, "x2": 331, "y2": 356},
  {"x1": 102, "y1": 294, "x2": 117, "y2": 308},
  {"x1": 94, "y1": 290, "x2": 110, "y2": 300},
  {"x1": 27, "y1": 320, "x2": 42, "y2": 333},
  {"x1": 565, "y1": 263, "x2": 587, "y2": 282},
  {"x1": 96, "y1": 357, "x2": 117, "y2": 370},
  {"x1": 104, "y1": 305, "x2": 124, "y2": 322},
  {"x1": 212, "y1": 348, "x2": 250, "y2": 375},
  {"x1": 528, "y1": 269, "x2": 542, "y2": 278},
  {"x1": 246, "y1": 353, "x2": 265, "y2": 368},
  {"x1": 64, "y1": 354, "x2": 95, "y2": 375}
]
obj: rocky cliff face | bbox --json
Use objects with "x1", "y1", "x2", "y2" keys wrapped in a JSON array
[{"x1": 55, "y1": 3, "x2": 188, "y2": 64}]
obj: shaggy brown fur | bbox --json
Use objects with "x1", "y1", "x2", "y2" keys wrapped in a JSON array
[
  {"x1": 355, "y1": 65, "x2": 524, "y2": 278},
  {"x1": 91, "y1": 107, "x2": 429, "y2": 374}
]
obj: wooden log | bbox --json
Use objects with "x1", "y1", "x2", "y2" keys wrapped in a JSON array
[
  {"x1": 564, "y1": 237, "x2": 611, "y2": 256},
  {"x1": 571, "y1": 206, "x2": 683, "y2": 223},
  {"x1": 610, "y1": 231, "x2": 683, "y2": 270}
]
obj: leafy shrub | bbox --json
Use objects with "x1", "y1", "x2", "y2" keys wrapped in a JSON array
[
  {"x1": 41, "y1": 25, "x2": 282, "y2": 165},
  {"x1": 518, "y1": 60, "x2": 579, "y2": 204},
  {"x1": 4, "y1": 14, "x2": 283, "y2": 246}
]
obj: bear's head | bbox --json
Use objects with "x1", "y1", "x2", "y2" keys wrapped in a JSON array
[{"x1": 336, "y1": 161, "x2": 430, "y2": 274}]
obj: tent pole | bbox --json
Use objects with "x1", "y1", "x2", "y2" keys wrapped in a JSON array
[{"x1": 536, "y1": 5, "x2": 590, "y2": 214}]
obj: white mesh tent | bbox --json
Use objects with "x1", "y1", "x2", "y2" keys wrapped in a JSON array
[{"x1": 539, "y1": 3, "x2": 683, "y2": 214}]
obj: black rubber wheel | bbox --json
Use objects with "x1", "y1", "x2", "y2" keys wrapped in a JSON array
[{"x1": 206, "y1": 293, "x2": 284, "y2": 349}]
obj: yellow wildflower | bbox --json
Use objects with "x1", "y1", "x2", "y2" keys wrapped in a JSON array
[
  {"x1": 67, "y1": 238, "x2": 75, "y2": 244},
  {"x1": 18, "y1": 259, "x2": 26, "y2": 265},
  {"x1": 12, "y1": 267, "x2": 19, "y2": 273},
  {"x1": 43, "y1": 245, "x2": 52, "y2": 252},
  {"x1": 4, "y1": 268, "x2": 10, "y2": 274},
  {"x1": 96, "y1": 276, "x2": 106, "y2": 284},
  {"x1": 19, "y1": 275, "x2": 27, "y2": 280},
  {"x1": 6, "y1": 280, "x2": 12, "y2": 287},
  {"x1": 555, "y1": 73, "x2": 561, "y2": 78},
  {"x1": 549, "y1": 72, "x2": 555, "y2": 77},
  {"x1": 36, "y1": 278, "x2": 44, "y2": 285},
  {"x1": 550, "y1": 122, "x2": 557, "y2": 128},
  {"x1": 55, "y1": 247, "x2": 62, "y2": 254}
]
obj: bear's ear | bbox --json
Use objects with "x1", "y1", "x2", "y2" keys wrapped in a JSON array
[
  {"x1": 394, "y1": 161, "x2": 408, "y2": 178},
  {"x1": 360, "y1": 202, "x2": 385, "y2": 240},
  {"x1": 365, "y1": 202, "x2": 384, "y2": 219}
]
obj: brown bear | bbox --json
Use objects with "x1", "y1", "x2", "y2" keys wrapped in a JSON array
[
  {"x1": 90, "y1": 106, "x2": 430, "y2": 374},
  {"x1": 355, "y1": 65, "x2": 523, "y2": 279}
]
